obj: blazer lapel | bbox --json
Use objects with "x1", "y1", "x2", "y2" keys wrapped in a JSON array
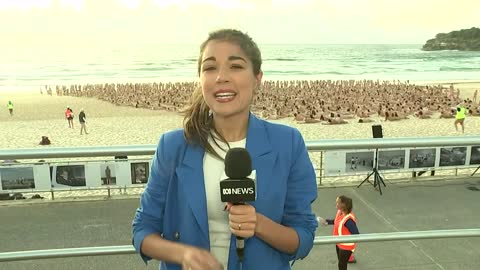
[
  {"x1": 174, "y1": 114, "x2": 276, "y2": 245},
  {"x1": 176, "y1": 143, "x2": 210, "y2": 243},
  {"x1": 246, "y1": 114, "x2": 277, "y2": 207}
]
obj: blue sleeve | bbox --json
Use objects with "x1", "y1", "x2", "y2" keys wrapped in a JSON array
[
  {"x1": 344, "y1": 219, "x2": 359, "y2": 234},
  {"x1": 281, "y1": 128, "x2": 318, "y2": 262},
  {"x1": 132, "y1": 134, "x2": 174, "y2": 263}
]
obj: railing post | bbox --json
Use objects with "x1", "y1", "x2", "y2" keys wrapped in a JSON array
[
  {"x1": 50, "y1": 189, "x2": 54, "y2": 200},
  {"x1": 107, "y1": 186, "x2": 111, "y2": 198},
  {"x1": 319, "y1": 151, "x2": 323, "y2": 186}
]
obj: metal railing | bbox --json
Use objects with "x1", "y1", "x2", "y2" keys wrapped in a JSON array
[
  {"x1": 1, "y1": 135, "x2": 479, "y2": 197},
  {"x1": 1, "y1": 228, "x2": 479, "y2": 262},
  {"x1": 1, "y1": 136, "x2": 479, "y2": 160},
  {"x1": 1, "y1": 137, "x2": 480, "y2": 263}
]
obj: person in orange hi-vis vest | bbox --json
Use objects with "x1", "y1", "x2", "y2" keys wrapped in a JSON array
[{"x1": 320, "y1": 195, "x2": 359, "y2": 270}]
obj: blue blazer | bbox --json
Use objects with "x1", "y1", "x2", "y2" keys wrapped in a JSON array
[{"x1": 133, "y1": 113, "x2": 318, "y2": 270}]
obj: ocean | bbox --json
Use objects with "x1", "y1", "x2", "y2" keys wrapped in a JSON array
[{"x1": 1, "y1": 43, "x2": 479, "y2": 91}]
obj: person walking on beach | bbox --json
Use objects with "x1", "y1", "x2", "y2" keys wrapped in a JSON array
[
  {"x1": 321, "y1": 195, "x2": 359, "y2": 270},
  {"x1": 7, "y1": 101, "x2": 13, "y2": 116},
  {"x1": 454, "y1": 104, "x2": 466, "y2": 133},
  {"x1": 65, "y1": 106, "x2": 74, "y2": 128},
  {"x1": 79, "y1": 108, "x2": 88, "y2": 135}
]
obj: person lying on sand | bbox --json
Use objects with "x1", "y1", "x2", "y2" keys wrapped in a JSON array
[
  {"x1": 323, "y1": 118, "x2": 348, "y2": 125},
  {"x1": 440, "y1": 109, "x2": 455, "y2": 119},
  {"x1": 358, "y1": 118, "x2": 374, "y2": 123},
  {"x1": 304, "y1": 114, "x2": 320, "y2": 124}
]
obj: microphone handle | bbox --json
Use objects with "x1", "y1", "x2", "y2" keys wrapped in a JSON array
[{"x1": 233, "y1": 202, "x2": 245, "y2": 261}]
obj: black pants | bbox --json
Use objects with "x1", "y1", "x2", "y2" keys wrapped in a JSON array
[{"x1": 336, "y1": 246, "x2": 352, "y2": 270}]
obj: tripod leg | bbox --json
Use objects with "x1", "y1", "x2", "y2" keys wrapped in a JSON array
[
  {"x1": 379, "y1": 173, "x2": 386, "y2": 187},
  {"x1": 471, "y1": 165, "x2": 480, "y2": 176},
  {"x1": 357, "y1": 171, "x2": 374, "y2": 188},
  {"x1": 372, "y1": 169, "x2": 380, "y2": 187},
  {"x1": 374, "y1": 168, "x2": 386, "y2": 187},
  {"x1": 375, "y1": 173, "x2": 383, "y2": 195}
]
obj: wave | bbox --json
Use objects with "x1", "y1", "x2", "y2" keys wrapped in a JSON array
[
  {"x1": 60, "y1": 68, "x2": 76, "y2": 72},
  {"x1": 7, "y1": 77, "x2": 52, "y2": 81},
  {"x1": 321, "y1": 71, "x2": 351, "y2": 75},
  {"x1": 268, "y1": 58, "x2": 298, "y2": 61},
  {"x1": 439, "y1": 66, "x2": 480, "y2": 71},
  {"x1": 269, "y1": 70, "x2": 351, "y2": 75},
  {"x1": 130, "y1": 66, "x2": 172, "y2": 72}
]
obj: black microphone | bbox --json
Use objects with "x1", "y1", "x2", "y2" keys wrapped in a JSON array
[{"x1": 220, "y1": 148, "x2": 256, "y2": 262}]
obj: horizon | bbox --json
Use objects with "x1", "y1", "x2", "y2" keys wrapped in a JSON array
[{"x1": 1, "y1": 1, "x2": 479, "y2": 89}]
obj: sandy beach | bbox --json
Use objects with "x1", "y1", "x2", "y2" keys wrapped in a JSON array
[
  {"x1": 0, "y1": 82, "x2": 479, "y2": 199},
  {"x1": 420, "y1": 80, "x2": 480, "y2": 100},
  {"x1": 1, "y1": 82, "x2": 479, "y2": 149}
]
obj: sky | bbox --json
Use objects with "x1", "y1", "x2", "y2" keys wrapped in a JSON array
[{"x1": 0, "y1": 0, "x2": 479, "y2": 46}]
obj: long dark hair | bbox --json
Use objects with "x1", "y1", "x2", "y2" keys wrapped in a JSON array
[
  {"x1": 181, "y1": 29, "x2": 262, "y2": 159},
  {"x1": 338, "y1": 195, "x2": 353, "y2": 214}
]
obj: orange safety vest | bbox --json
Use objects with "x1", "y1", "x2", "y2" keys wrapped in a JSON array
[{"x1": 333, "y1": 210, "x2": 357, "y2": 251}]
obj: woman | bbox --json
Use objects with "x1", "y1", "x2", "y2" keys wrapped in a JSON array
[
  {"x1": 132, "y1": 29, "x2": 318, "y2": 270},
  {"x1": 65, "y1": 106, "x2": 74, "y2": 128},
  {"x1": 454, "y1": 105, "x2": 466, "y2": 133},
  {"x1": 321, "y1": 195, "x2": 359, "y2": 270}
]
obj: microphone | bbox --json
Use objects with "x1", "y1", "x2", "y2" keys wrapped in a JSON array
[{"x1": 220, "y1": 148, "x2": 256, "y2": 262}]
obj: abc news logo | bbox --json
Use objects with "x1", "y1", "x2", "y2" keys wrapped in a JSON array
[
  {"x1": 220, "y1": 179, "x2": 256, "y2": 202},
  {"x1": 221, "y1": 187, "x2": 254, "y2": 195}
]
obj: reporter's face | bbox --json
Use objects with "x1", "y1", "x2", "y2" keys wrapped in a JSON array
[{"x1": 199, "y1": 40, "x2": 262, "y2": 119}]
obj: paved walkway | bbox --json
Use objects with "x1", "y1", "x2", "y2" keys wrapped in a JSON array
[{"x1": 1, "y1": 177, "x2": 479, "y2": 269}]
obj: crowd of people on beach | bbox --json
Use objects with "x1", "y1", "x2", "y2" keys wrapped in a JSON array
[{"x1": 51, "y1": 80, "x2": 477, "y2": 125}]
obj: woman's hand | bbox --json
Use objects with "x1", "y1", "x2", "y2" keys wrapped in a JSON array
[
  {"x1": 181, "y1": 245, "x2": 223, "y2": 270},
  {"x1": 226, "y1": 203, "x2": 257, "y2": 238}
]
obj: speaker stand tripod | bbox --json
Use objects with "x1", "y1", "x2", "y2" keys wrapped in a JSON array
[
  {"x1": 357, "y1": 149, "x2": 386, "y2": 195},
  {"x1": 471, "y1": 164, "x2": 480, "y2": 176}
]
